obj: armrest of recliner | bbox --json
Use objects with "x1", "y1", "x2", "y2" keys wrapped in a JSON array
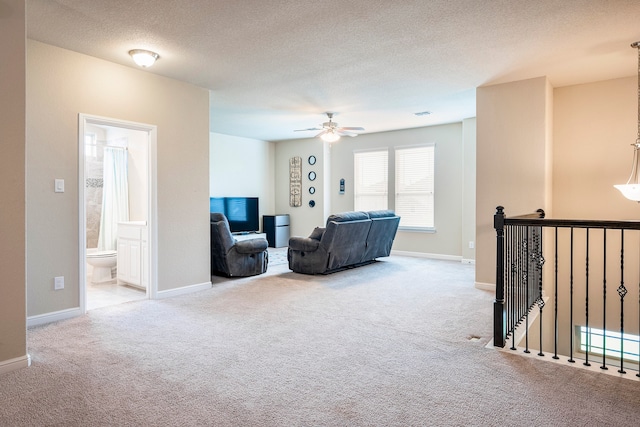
[
  {"x1": 234, "y1": 238, "x2": 268, "y2": 254},
  {"x1": 288, "y1": 236, "x2": 321, "y2": 252}
]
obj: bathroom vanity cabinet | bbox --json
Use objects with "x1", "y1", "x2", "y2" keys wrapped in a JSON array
[{"x1": 117, "y1": 221, "x2": 148, "y2": 290}]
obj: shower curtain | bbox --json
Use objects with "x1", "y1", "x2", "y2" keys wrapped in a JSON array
[{"x1": 98, "y1": 147, "x2": 129, "y2": 251}]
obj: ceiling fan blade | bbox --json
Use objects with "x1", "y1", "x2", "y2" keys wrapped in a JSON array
[
  {"x1": 314, "y1": 130, "x2": 329, "y2": 138},
  {"x1": 337, "y1": 130, "x2": 359, "y2": 137},
  {"x1": 294, "y1": 127, "x2": 322, "y2": 132},
  {"x1": 339, "y1": 127, "x2": 365, "y2": 131}
]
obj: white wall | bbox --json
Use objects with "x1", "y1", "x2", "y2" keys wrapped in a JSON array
[
  {"x1": 209, "y1": 133, "x2": 275, "y2": 230},
  {"x1": 0, "y1": 0, "x2": 27, "y2": 371},
  {"x1": 26, "y1": 40, "x2": 210, "y2": 317}
]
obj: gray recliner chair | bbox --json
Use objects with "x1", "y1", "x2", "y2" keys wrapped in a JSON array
[{"x1": 210, "y1": 213, "x2": 268, "y2": 277}]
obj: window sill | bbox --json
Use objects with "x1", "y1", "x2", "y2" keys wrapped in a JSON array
[{"x1": 398, "y1": 227, "x2": 436, "y2": 234}]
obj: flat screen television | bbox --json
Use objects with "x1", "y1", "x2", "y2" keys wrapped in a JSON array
[{"x1": 210, "y1": 197, "x2": 259, "y2": 233}]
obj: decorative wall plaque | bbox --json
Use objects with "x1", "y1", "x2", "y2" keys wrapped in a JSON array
[{"x1": 289, "y1": 156, "x2": 302, "y2": 207}]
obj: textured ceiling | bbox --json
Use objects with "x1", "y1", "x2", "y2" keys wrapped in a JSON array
[{"x1": 26, "y1": 0, "x2": 640, "y2": 141}]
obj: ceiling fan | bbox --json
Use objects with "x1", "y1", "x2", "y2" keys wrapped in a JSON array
[{"x1": 294, "y1": 112, "x2": 365, "y2": 142}]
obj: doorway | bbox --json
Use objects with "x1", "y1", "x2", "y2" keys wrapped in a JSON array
[{"x1": 78, "y1": 114, "x2": 158, "y2": 312}]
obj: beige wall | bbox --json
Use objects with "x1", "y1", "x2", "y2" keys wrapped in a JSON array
[
  {"x1": 273, "y1": 137, "x2": 326, "y2": 237},
  {"x1": 462, "y1": 117, "x2": 477, "y2": 262},
  {"x1": 544, "y1": 76, "x2": 640, "y2": 353},
  {"x1": 273, "y1": 122, "x2": 475, "y2": 258},
  {"x1": 209, "y1": 133, "x2": 275, "y2": 229},
  {"x1": 476, "y1": 77, "x2": 552, "y2": 286},
  {"x1": 0, "y1": 0, "x2": 27, "y2": 370},
  {"x1": 554, "y1": 76, "x2": 638, "y2": 220},
  {"x1": 26, "y1": 40, "x2": 210, "y2": 317}
]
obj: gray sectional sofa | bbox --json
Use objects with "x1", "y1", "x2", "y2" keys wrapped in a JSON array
[{"x1": 287, "y1": 210, "x2": 400, "y2": 274}]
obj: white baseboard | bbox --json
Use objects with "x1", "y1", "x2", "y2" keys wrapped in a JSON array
[
  {"x1": 391, "y1": 250, "x2": 462, "y2": 262},
  {"x1": 156, "y1": 281, "x2": 212, "y2": 299},
  {"x1": 475, "y1": 282, "x2": 496, "y2": 292},
  {"x1": 462, "y1": 258, "x2": 476, "y2": 265},
  {"x1": 0, "y1": 354, "x2": 31, "y2": 375},
  {"x1": 27, "y1": 307, "x2": 82, "y2": 328}
]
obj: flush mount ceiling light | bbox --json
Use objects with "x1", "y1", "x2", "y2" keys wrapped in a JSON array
[
  {"x1": 614, "y1": 41, "x2": 640, "y2": 201},
  {"x1": 128, "y1": 49, "x2": 159, "y2": 68}
]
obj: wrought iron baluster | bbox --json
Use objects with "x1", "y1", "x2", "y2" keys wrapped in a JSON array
[
  {"x1": 569, "y1": 227, "x2": 575, "y2": 363},
  {"x1": 618, "y1": 229, "x2": 627, "y2": 374},
  {"x1": 601, "y1": 229, "x2": 608, "y2": 370},
  {"x1": 537, "y1": 225, "x2": 545, "y2": 357},
  {"x1": 584, "y1": 229, "x2": 590, "y2": 367},
  {"x1": 524, "y1": 226, "x2": 531, "y2": 354},
  {"x1": 512, "y1": 225, "x2": 518, "y2": 337},
  {"x1": 553, "y1": 227, "x2": 559, "y2": 360}
]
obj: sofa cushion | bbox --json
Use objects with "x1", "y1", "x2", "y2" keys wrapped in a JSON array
[
  {"x1": 309, "y1": 227, "x2": 325, "y2": 241},
  {"x1": 235, "y1": 238, "x2": 268, "y2": 254},
  {"x1": 326, "y1": 211, "x2": 369, "y2": 224},
  {"x1": 289, "y1": 236, "x2": 321, "y2": 252},
  {"x1": 367, "y1": 210, "x2": 396, "y2": 219}
]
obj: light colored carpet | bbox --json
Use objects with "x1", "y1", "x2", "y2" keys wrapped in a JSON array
[
  {"x1": 267, "y1": 246, "x2": 288, "y2": 266},
  {"x1": 1, "y1": 256, "x2": 639, "y2": 426}
]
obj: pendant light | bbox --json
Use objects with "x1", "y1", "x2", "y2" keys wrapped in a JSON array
[{"x1": 614, "y1": 41, "x2": 640, "y2": 201}]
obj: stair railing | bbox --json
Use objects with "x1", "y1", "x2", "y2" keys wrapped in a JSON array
[{"x1": 494, "y1": 206, "x2": 640, "y2": 375}]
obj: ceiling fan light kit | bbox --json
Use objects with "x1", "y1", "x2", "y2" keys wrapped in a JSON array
[{"x1": 294, "y1": 112, "x2": 365, "y2": 142}]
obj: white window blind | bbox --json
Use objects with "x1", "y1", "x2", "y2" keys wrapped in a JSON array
[
  {"x1": 354, "y1": 149, "x2": 388, "y2": 211},
  {"x1": 395, "y1": 145, "x2": 434, "y2": 229}
]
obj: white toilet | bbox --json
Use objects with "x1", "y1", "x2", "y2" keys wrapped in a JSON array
[{"x1": 86, "y1": 248, "x2": 118, "y2": 284}]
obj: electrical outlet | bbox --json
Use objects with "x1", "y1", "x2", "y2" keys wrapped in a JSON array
[
  {"x1": 54, "y1": 276, "x2": 64, "y2": 290},
  {"x1": 468, "y1": 241, "x2": 475, "y2": 249}
]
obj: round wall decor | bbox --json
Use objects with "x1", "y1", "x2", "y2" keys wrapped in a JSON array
[
  {"x1": 308, "y1": 171, "x2": 316, "y2": 181},
  {"x1": 308, "y1": 155, "x2": 316, "y2": 165},
  {"x1": 309, "y1": 200, "x2": 316, "y2": 207},
  {"x1": 309, "y1": 186, "x2": 316, "y2": 194}
]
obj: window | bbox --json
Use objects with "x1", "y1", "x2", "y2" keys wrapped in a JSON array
[
  {"x1": 395, "y1": 145, "x2": 434, "y2": 230},
  {"x1": 579, "y1": 326, "x2": 640, "y2": 364},
  {"x1": 354, "y1": 149, "x2": 388, "y2": 211}
]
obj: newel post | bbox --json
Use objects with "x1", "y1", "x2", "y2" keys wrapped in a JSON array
[{"x1": 494, "y1": 206, "x2": 506, "y2": 347}]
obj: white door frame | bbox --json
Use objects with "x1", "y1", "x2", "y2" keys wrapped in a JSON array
[{"x1": 78, "y1": 114, "x2": 158, "y2": 312}]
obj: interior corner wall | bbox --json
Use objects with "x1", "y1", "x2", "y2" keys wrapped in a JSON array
[
  {"x1": 26, "y1": 40, "x2": 210, "y2": 317},
  {"x1": 273, "y1": 137, "x2": 326, "y2": 237},
  {"x1": 476, "y1": 77, "x2": 551, "y2": 286},
  {"x1": 0, "y1": 0, "x2": 27, "y2": 369},
  {"x1": 209, "y1": 132, "x2": 275, "y2": 229},
  {"x1": 553, "y1": 76, "x2": 637, "y2": 220}
]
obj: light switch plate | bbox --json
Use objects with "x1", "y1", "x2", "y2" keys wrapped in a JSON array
[
  {"x1": 55, "y1": 179, "x2": 64, "y2": 193},
  {"x1": 54, "y1": 276, "x2": 64, "y2": 290}
]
